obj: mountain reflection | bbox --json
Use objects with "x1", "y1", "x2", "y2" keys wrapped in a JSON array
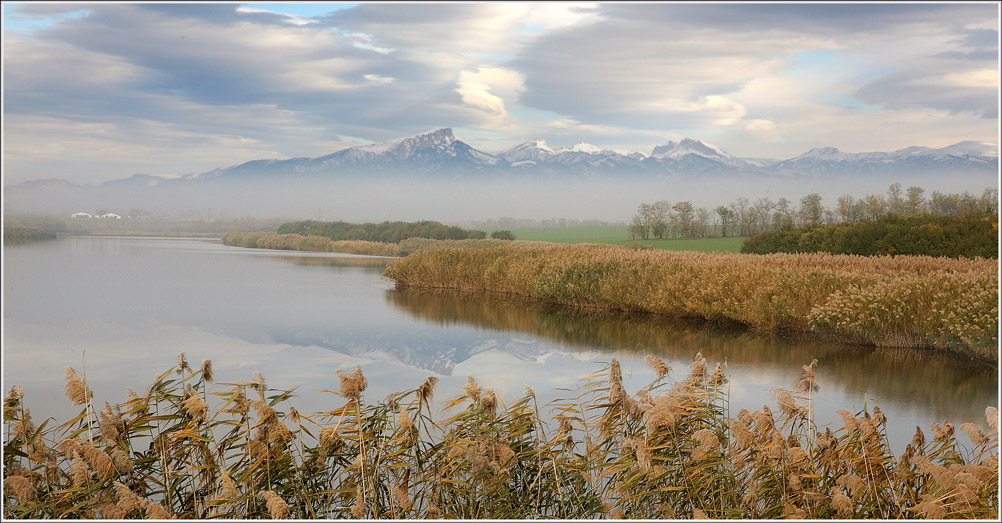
[
  {"x1": 256, "y1": 253, "x2": 392, "y2": 271},
  {"x1": 386, "y1": 286, "x2": 996, "y2": 419}
]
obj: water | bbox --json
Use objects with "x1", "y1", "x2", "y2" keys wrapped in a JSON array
[{"x1": 3, "y1": 236, "x2": 997, "y2": 451}]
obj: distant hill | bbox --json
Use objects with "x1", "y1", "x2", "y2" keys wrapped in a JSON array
[{"x1": 4, "y1": 128, "x2": 997, "y2": 220}]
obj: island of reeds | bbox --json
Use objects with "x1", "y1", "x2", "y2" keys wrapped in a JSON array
[
  {"x1": 222, "y1": 231, "x2": 537, "y2": 257},
  {"x1": 3, "y1": 354, "x2": 998, "y2": 519},
  {"x1": 384, "y1": 243, "x2": 998, "y2": 360},
  {"x1": 3, "y1": 226, "x2": 57, "y2": 245}
]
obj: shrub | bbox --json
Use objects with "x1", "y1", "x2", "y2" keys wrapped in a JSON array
[{"x1": 741, "y1": 213, "x2": 998, "y2": 258}]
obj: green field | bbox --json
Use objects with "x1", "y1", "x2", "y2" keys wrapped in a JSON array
[{"x1": 495, "y1": 226, "x2": 747, "y2": 252}]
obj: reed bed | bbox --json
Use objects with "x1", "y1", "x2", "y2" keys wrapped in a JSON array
[
  {"x1": 3, "y1": 354, "x2": 997, "y2": 519},
  {"x1": 222, "y1": 231, "x2": 550, "y2": 257},
  {"x1": 384, "y1": 243, "x2": 998, "y2": 359}
]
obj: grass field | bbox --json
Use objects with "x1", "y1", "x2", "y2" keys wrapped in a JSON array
[{"x1": 497, "y1": 226, "x2": 747, "y2": 253}]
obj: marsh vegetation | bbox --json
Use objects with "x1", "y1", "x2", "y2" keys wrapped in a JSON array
[
  {"x1": 385, "y1": 243, "x2": 998, "y2": 359},
  {"x1": 3, "y1": 354, "x2": 997, "y2": 519}
]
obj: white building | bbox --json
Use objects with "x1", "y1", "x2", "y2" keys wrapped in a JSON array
[
  {"x1": 99, "y1": 213, "x2": 122, "y2": 219},
  {"x1": 71, "y1": 212, "x2": 92, "y2": 218}
]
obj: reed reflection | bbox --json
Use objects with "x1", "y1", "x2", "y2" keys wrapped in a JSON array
[{"x1": 386, "y1": 286, "x2": 996, "y2": 422}]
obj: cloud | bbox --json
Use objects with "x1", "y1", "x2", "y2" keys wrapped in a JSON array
[
  {"x1": 1, "y1": 2, "x2": 997, "y2": 184},
  {"x1": 363, "y1": 74, "x2": 395, "y2": 86},
  {"x1": 455, "y1": 66, "x2": 525, "y2": 117}
]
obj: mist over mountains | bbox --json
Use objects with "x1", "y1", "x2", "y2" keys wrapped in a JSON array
[{"x1": 5, "y1": 128, "x2": 998, "y2": 222}]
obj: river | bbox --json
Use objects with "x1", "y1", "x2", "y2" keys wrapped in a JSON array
[{"x1": 2, "y1": 236, "x2": 996, "y2": 451}]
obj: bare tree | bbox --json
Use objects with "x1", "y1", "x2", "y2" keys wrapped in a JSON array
[{"x1": 730, "y1": 197, "x2": 750, "y2": 236}]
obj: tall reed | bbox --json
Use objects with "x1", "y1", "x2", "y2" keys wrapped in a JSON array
[
  {"x1": 221, "y1": 231, "x2": 548, "y2": 257},
  {"x1": 3, "y1": 354, "x2": 998, "y2": 519},
  {"x1": 384, "y1": 243, "x2": 998, "y2": 358}
]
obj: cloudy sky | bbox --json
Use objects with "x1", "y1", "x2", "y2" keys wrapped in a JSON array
[{"x1": 2, "y1": 2, "x2": 999, "y2": 185}]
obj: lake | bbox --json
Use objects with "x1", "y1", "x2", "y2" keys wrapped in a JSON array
[{"x1": 2, "y1": 236, "x2": 996, "y2": 451}]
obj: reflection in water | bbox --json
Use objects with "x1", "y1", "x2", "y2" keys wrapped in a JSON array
[
  {"x1": 264, "y1": 254, "x2": 392, "y2": 271},
  {"x1": 387, "y1": 286, "x2": 997, "y2": 430},
  {"x1": 4, "y1": 236, "x2": 995, "y2": 454}
]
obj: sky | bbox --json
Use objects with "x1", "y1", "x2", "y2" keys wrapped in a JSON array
[{"x1": 2, "y1": 1, "x2": 1000, "y2": 185}]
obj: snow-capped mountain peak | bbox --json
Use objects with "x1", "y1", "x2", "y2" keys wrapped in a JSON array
[
  {"x1": 651, "y1": 138, "x2": 730, "y2": 160},
  {"x1": 799, "y1": 147, "x2": 847, "y2": 160},
  {"x1": 649, "y1": 137, "x2": 747, "y2": 169},
  {"x1": 351, "y1": 128, "x2": 456, "y2": 155},
  {"x1": 932, "y1": 141, "x2": 998, "y2": 158},
  {"x1": 497, "y1": 139, "x2": 560, "y2": 163},
  {"x1": 530, "y1": 139, "x2": 554, "y2": 153},
  {"x1": 566, "y1": 142, "x2": 602, "y2": 154}
]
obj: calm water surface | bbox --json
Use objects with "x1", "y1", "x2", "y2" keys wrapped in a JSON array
[{"x1": 3, "y1": 236, "x2": 997, "y2": 451}]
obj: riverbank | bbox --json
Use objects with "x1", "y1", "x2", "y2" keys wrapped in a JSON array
[
  {"x1": 384, "y1": 243, "x2": 998, "y2": 360},
  {"x1": 3, "y1": 226, "x2": 57, "y2": 244},
  {"x1": 221, "y1": 231, "x2": 554, "y2": 256},
  {"x1": 3, "y1": 355, "x2": 997, "y2": 519}
]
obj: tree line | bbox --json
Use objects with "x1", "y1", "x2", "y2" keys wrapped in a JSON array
[
  {"x1": 629, "y1": 184, "x2": 998, "y2": 240},
  {"x1": 462, "y1": 217, "x2": 625, "y2": 229},
  {"x1": 276, "y1": 220, "x2": 487, "y2": 243},
  {"x1": 741, "y1": 213, "x2": 998, "y2": 259}
]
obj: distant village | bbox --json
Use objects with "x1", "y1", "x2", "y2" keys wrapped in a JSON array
[{"x1": 69, "y1": 209, "x2": 213, "y2": 222}]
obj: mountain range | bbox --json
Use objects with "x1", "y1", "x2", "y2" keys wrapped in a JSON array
[
  {"x1": 16, "y1": 127, "x2": 996, "y2": 191},
  {"x1": 4, "y1": 128, "x2": 997, "y2": 218}
]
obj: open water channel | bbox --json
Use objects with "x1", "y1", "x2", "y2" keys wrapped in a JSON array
[{"x1": 3, "y1": 236, "x2": 997, "y2": 451}]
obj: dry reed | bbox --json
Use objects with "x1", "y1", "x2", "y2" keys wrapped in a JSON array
[
  {"x1": 3, "y1": 354, "x2": 998, "y2": 519},
  {"x1": 384, "y1": 243, "x2": 998, "y2": 358}
]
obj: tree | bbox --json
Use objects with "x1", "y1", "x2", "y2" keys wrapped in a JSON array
[
  {"x1": 799, "y1": 193, "x2": 824, "y2": 224},
  {"x1": 836, "y1": 195, "x2": 855, "y2": 223},
  {"x1": 887, "y1": 183, "x2": 906, "y2": 215},
  {"x1": 695, "y1": 207, "x2": 712, "y2": 237},
  {"x1": 628, "y1": 216, "x2": 645, "y2": 240},
  {"x1": 751, "y1": 198, "x2": 775, "y2": 235},
  {"x1": 715, "y1": 206, "x2": 735, "y2": 237},
  {"x1": 467, "y1": 230, "x2": 487, "y2": 239},
  {"x1": 862, "y1": 194, "x2": 888, "y2": 220},
  {"x1": 773, "y1": 198, "x2": 795, "y2": 231},
  {"x1": 490, "y1": 230, "x2": 516, "y2": 240},
  {"x1": 672, "y1": 201, "x2": 695, "y2": 238},
  {"x1": 905, "y1": 186, "x2": 926, "y2": 215},
  {"x1": 631, "y1": 203, "x2": 653, "y2": 240},
  {"x1": 730, "y1": 197, "x2": 750, "y2": 236},
  {"x1": 650, "y1": 200, "x2": 671, "y2": 239}
]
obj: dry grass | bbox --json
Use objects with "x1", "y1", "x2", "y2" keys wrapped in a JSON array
[
  {"x1": 3, "y1": 355, "x2": 998, "y2": 519},
  {"x1": 223, "y1": 231, "x2": 564, "y2": 257},
  {"x1": 384, "y1": 243, "x2": 998, "y2": 358}
]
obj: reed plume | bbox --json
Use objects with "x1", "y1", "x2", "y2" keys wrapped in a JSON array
[
  {"x1": 418, "y1": 376, "x2": 438, "y2": 405},
  {"x1": 2, "y1": 354, "x2": 998, "y2": 519},
  {"x1": 644, "y1": 355, "x2": 670, "y2": 378},
  {"x1": 260, "y1": 490, "x2": 290, "y2": 519},
  {"x1": 336, "y1": 366, "x2": 367, "y2": 401},
  {"x1": 201, "y1": 359, "x2": 214, "y2": 383},
  {"x1": 63, "y1": 367, "x2": 92, "y2": 406}
]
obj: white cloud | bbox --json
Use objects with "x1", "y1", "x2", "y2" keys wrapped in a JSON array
[
  {"x1": 363, "y1": 74, "x2": 394, "y2": 86},
  {"x1": 942, "y1": 68, "x2": 999, "y2": 88},
  {"x1": 338, "y1": 30, "x2": 394, "y2": 54},
  {"x1": 744, "y1": 119, "x2": 783, "y2": 143},
  {"x1": 1, "y1": 3, "x2": 997, "y2": 184},
  {"x1": 455, "y1": 66, "x2": 525, "y2": 117},
  {"x1": 235, "y1": 6, "x2": 315, "y2": 26}
]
